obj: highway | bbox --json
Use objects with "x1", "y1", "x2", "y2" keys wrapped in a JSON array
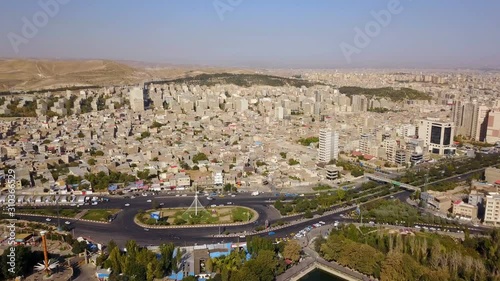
[
  {"x1": 14, "y1": 188, "x2": 492, "y2": 247},
  {"x1": 14, "y1": 191, "x2": 408, "y2": 246}
]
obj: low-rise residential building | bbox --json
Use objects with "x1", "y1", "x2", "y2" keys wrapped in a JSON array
[
  {"x1": 452, "y1": 200, "x2": 478, "y2": 219},
  {"x1": 325, "y1": 165, "x2": 342, "y2": 181}
]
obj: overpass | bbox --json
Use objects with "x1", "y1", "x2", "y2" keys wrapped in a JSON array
[{"x1": 364, "y1": 173, "x2": 420, "y2": 192}]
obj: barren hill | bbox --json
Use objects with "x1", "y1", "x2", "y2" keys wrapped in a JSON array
[
  {"x1": 0, "y1": 59, "x2": 256, "y2": 92},
  {"x1": 0, "y1": 59, "x2": 155, "y2": 91}
]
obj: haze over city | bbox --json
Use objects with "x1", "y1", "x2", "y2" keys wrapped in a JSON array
[
  {"x1": 2, "y1": 1, "x2": 500, "y2": 281},
  {"x1": 1, "y1": 0, "x2": 500, "y2": 68}
]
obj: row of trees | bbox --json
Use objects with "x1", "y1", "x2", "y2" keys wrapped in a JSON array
[
  {"x1": 317, "y1": 224, "x2": 491, "y2": 280},
  {"x1": 0, "y1": 246, "x2": 44, "y2": 280},
  {"x1": 206, "y1": 236, "x2": 300, "y2": 281},
  {"x1": 98, "y1": 240, "x2": 182, "y2": 281},
  {"x1": 360, "y1": 199, "x2": 457, "y2": 226},
  {"x1": 400, "y1": 152, "x2": 500, "y2": 188}
]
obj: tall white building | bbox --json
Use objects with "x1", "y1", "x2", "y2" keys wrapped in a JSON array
[
  {"x1": 213, "y1": 171, "x2": 224, "y2": 186},
  {"x1": 129, "y1": 87, "x2": 144, "y2": 112},
  {"x1": 318, "y1": 128, "x2": 339, "y2": 163},
  {"x1": 484, "y1": 193, "x2": 500, "y2": 225},
  {"x1": 359, "y1": 134, "x2": 372, "y2": 155},
  {"x1": 417, "y1": 119, "x2": 455, "y2": 155}
]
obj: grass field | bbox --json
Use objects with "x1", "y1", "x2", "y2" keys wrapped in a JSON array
[
  {"x1": 16, "y1": 208, "x2": 80, "y2": 217},
  {"x1": 81, "y1": 209, "x2": 120, "y2": 222},
  {"x1": 139, "y1": 206, "x2": 255, "y2": 226}
]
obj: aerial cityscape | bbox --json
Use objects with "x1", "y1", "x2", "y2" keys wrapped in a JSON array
[{"x1": 1, "y1": 1, "x2": 500, "y2": 281}]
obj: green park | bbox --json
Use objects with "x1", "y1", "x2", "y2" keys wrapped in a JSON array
[{"x1": 137, "y1": 206, "x2": 256, "y2": 226}]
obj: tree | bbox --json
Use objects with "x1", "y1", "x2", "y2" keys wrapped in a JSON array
[
  {"x1": 159, "y1": 243, "x2": 175, "y2": 275},
  {"x1": 72, "y1": 240, "x2": 88, "y2": 254},
  {"x1": 304, "y1": 210, "x2": 313, "y2": 219},
  {"x1": 193, "y1": 153, "x2": 208, "y2": 164},
  {"x1": 1, "y1": 246, "x2": 43, "y2": 279},
  {"x1": 107, "y1": 240, "x2": 118, "y2": 252},
  {"x1": 108, "y1": 247, "x2": 123, "y2": 274},
  {"x1": 283, "y1": 240, "x2": 301, "y2": 263},
  {"x1": 88, "y1": 158, "x2": 96, "y2": 165},
  {"x1": 279, "y1": 152, "x2": 287, "y2": 159},
  {"x1": 206, "y1": 258, "x2": 213, "y2": 273}
]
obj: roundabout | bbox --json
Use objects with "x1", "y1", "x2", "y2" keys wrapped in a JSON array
[{"x1": 135, "y1": 205, "x2": 258, "y2": 227}]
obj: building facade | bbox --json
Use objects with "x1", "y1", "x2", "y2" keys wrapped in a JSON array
[
  {"x1": 484, "y1": 193, "x2": 500, "y2": 225},
  {"x1": 318, "y1": 128, "x2": 339, "y2": 163},
  {"x1": 486, "y1": 110, "x2": 500, "y2": 144},
  {"x1": 418, "y1": 119, "x2": 455, "y2": 155}
]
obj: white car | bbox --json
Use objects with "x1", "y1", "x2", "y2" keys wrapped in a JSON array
[
  {"x1": 159, "y1": 203, "x2": 165, "y2": 206},
  {"x1": 227, "y1": 202, "x2": 233, "y2": 205},
  {"x1": 146, "y1": 199, "x2": 152, "y2": 203},
  {"x1": 414, "y1": 225, "x2": 421, "y2": 229},
  {"x1": 175, "y1": 194, "x2": 180, "y2": 197},
  {"x1": 211, "y1": 204, "x2": 217, "y2": 208},
  {"x1": 231, "y1": 195, "x2": 236, "y2": 197},
  {"x1": 70, "y1": 203, "x2": 76, "y2": 207},
  {"x1": 125, "y1": 203, "x2": 130, "y2": 207},
  {"x1": 91, "y1": 202, "x2": 98, "y2": 205},
  {"x1": 219, "y1": 204, "x2": 224, "y2": 206},
  {"x1": 299, "y1": 194, "x2": 305, "y2": 197},
  {"x1": 46, "y1": 218, "x2": 52, "y2": 222},
  {"x1": 318, "y1": 221, "x2": 326, "y2": 225},
  {"x1": 65, "y1": 221, "x2": 71, "y2": 225},
  {"x1": 181, "y1": 194, "x2": 187, "y2": 197}
]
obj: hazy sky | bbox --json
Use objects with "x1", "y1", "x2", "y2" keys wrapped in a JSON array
[{"x1": 1, "y1": 0, "x2": 499, "y2": 69}]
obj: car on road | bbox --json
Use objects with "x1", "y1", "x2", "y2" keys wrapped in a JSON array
[
  {"x1": 131, "y1": 196, "x2": 136, "y2": 199},
  {"x1": 144, "y1": 228, "x2": 149, "y2": 231},
  {"x1": 299, "y1": 194, "x2": 305, "y2": 197},
  {"x1": 211, "y1": 204, "x2": 217, "y2": 208},
  {"x1": 65, "y1": 221, "x2": 71, "y2": 225},
  {"x1": 313, "y1": 223, "x2": 321, "y2": 228},
  {"x1": 268, "y1": 231, "x2": 276, "y2": 236},
  {"x1": 227, "y1": 202, "x2": 233, "y2": 205},
  {"x1": 231, "y1": 195, "x2": 236, "y2": 197},
  {"x1": 182, "y1": 194, "x2": 187, "y2": 197},
  {"x1": 159, "y1": 203, "x2": 164, "y2": 206},
  {"x1": 319, "y1": 221, "x2": 326, "y2": 225},
  {"x1": 207, "y1": 197, "x2": 214, "y2": 200},
  {"x1": 175, "y1": 194, "x2": 180, "y2": 197},
  {"x1": 91, "y1": 202, "x2": 98, "y2": 205},
  {"x1": 219, "y1": 204, "x2": 224, "y2": 207},
  {"x1": 146, "y1": 199, "x2": 152, "y2": 203},
  {"x1": 125, "y1": 203, "x2": 130, "y2": 207},
  {"x1": 46, "y1": 218, "x2": 51, "y2": 222},
  {"x1": 70, "y1": 203, "x2": 76, "y2": 207}
]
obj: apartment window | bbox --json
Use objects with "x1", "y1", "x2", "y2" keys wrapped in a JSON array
[
  {"x1": 443, "y1": 127, "x2": 452, "y2": 145},
  {"x1": 430, "y1": 126, "x2": 442, "y2": 144}
]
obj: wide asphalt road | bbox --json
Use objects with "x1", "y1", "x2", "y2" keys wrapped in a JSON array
[
  {"x1": 15, "y1": 193, "x2": 294, "y2": 246},
  {"x1": 19, "y1": 190, "x2": 490, "y2": 247}
]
